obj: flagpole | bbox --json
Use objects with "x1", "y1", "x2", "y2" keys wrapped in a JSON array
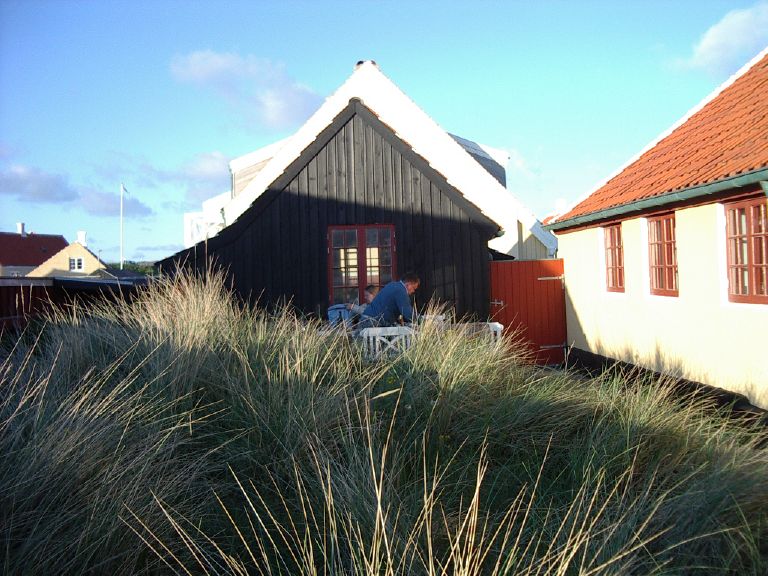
[{"x1": 120, "y1": 183, "x2": 124, "y2": 270}]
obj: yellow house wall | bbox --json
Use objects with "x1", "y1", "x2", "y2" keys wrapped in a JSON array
[
  {"x1": 558, "y1": 202, "x2": 768, "y2": 408},
  {"x1": 27, "y1": 243, "x2": 105, "y2": 277}
]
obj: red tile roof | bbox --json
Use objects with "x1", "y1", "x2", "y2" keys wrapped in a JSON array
[
  {"x1": 0, "y1": 232, "x2": 68, "y2": 267},
  {"x1": 555, "y1": 49, "x2": 768, "y2": 225}
]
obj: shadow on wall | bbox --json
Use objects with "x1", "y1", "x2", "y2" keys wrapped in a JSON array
[{"x1": 561, "y1": 286, "x2": 766, "y2": 416}]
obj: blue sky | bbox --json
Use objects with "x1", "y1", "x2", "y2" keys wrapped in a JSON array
[{"x1": 1, "y1": 0, "x2": 767, "y2": 263}]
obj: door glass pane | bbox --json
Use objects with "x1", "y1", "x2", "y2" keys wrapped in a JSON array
[
  {"x1": 329, "y1": 225, "x2": 396, "y2": 304},
  {"x1": 366, "y1": 228, "x2": 378, "y2": 247}
]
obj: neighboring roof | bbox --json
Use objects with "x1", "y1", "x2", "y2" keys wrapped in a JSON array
[
  {"x1": 223, "y1": 61, "x2": 556, "y2": 255},
  {"x1": 229, "y1": 136, "x2": 293, "y2": 174},
  {"x1": 550, "y1": 47, "x2": 768, "y2": 230},
  {"x1": 0, "y1": 232, "x2": 68, "y2": 266},
  {"x1": 449, "y1": 134, "x2": 509, "y2": 186},
  {"x1": 92, "y1": 267, "x2": 148, "y2": 280}
]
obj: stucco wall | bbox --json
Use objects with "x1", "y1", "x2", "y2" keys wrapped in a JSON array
[{"x1": 558, "y1": 202, "x2": 768, "y2": 408}]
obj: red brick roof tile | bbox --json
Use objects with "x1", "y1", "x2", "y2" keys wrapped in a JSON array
[
  {"x1": 555, "y1": 49, "x2": 768, "y2": 224},
  {"x1": 0, "y1": 232, "x2": 68, "y2": 267}
]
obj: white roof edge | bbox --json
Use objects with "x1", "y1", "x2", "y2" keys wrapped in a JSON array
[
  {"x1": 223, "y1": 61, "x2": 556, "y2": 253},
  {"x1": 550, "y1": 45, "x2": 768, "y2": 226}
]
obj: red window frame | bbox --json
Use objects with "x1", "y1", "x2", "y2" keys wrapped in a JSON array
[
  {"x1": 327, "y1": 224, "x2": 396, "y2": 305},
  {"x1": 604, "y1": 224, "x2": 624, "y2": 292},
  {"x1": 725, "y1": 196, "x2": 767, "y2": 304},
  {"x1": 648, "y1": 214, "x2": 678, "y2": 297}
]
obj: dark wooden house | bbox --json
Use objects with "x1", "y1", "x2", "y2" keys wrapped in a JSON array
[{"x1": 162, "y1": 61, "x2": 556, "y2": 318}]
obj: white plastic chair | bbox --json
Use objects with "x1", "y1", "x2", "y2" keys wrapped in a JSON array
[
  {"x1": 461, "y1": 322, "x2": 504, "y2": 343},
  {"x1": 359, "y1": 326, "x2": 415, "y2": 360}
]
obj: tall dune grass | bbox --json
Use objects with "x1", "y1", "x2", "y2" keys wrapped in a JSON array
[{"x1": 1, "y1": 270, "x2": 766, "y2": 574}]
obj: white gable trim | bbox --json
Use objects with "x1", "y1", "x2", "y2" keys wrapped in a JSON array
[{"x1": 223, "y1": 61, "x2": 556, "y2": 256}]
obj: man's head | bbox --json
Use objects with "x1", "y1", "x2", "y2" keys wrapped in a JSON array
[{"x1": 401, "y1": 272, "x2": 420, "y2": 295}]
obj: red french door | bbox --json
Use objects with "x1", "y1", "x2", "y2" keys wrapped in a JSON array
[{"x1": 328, "y1": 225, "x2": 396, "y2": 305}]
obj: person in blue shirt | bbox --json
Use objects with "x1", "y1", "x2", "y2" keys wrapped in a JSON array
[{"x1": 359, "y1": 272, "x2": 420, "y2": 328}]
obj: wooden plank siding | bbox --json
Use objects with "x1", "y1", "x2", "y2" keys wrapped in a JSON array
[{"x1": 162, "y1": 99, "x2": 499, "y2": 319}]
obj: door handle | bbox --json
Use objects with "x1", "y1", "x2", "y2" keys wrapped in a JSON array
[{"x1": 490, "y1": 300, "x2": 505, "y2": 306}]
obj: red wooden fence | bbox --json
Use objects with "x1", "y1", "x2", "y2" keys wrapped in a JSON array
[
  {"x1": 490, "y1": 259, "x2": 566, "y2": 365},
  {"x1": 0, "y1": 280, "x2": 61, "y2": 333}
]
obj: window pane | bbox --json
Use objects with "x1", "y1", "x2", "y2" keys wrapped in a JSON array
[
  {"x1": 367, "y1": 246, "x2": 379, "y2": 266},
  {"x1": 380, "y1": 247, "x2": 392, "y2": 266},
  {"x1": 345, "y1": 230, "x2": 357, "y2": 246},
  {"x1": 332, "y1": 229, "x2": 344, "y2": 248},
  {"x1": 756, "y1": 266, "x2": 767, "y2": 296},
  {"x1": 755, "y1": 236, "x2": 766, "y2": 265},
  {"x1": 346, "y1": 247, "x2": 358, "y2": 266},
  {"x1": 380, "y1": 267, "x2": 392, "y2": 284},
  {"x1": 652, "y1": 244, "x2": 662, "y2": 267},
  {"x1": 380, "y1": 228, "x2": 391, "y2": 246},
  {"x1": 754, "y1": 203, "x2": 767, "y2": 234},
  {"x1": 738, "y1": 238, "x2": 748, "y2": 265},
  {"x1": 366, "y1": 228, "x2": 378, "y2": 247}
]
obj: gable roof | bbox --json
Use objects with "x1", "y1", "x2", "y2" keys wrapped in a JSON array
[
  {"x1": 0, "y1": 232, "x2": 68, "y2": 267},
  {"x1": 223, "y1": 61, "x2": 556, "y2": 255},
  {"x1": 27, "y1": 242, "x2": 106, "y2": 276},
  {"x1": 549, "y1": 47, "x2": 768, "y2": 230}
]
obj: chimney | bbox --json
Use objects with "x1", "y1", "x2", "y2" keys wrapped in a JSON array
[
  {"x1": 76, "y1": 230, "x2": 87, "y2": 247},
  {"x1": 16, "y1": 222, "x2": 26, "y2": 237},
  {"x1": 354, "y1": 60, "x2": 378, "y2": 70}
]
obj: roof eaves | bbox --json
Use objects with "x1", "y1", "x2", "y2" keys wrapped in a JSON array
[{"x1": 545, "y1": 168, "x2": 768, "y2": 232}]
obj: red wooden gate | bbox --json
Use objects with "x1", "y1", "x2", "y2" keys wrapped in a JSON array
[{"x1": 490, "y1": 259, "x2": 566, "y2": 365}]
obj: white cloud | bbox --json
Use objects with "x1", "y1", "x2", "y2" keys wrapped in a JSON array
[
  {"x1": 0, "y1": 163, "x2": 153, "y2": 217},
  {"x1": 680, "y1": 1, "x2": 768, "y2": 76},
  {"x1": 180, "y1": 151, "x2": 232, "y2": 203},
  {"x1": 170, "y1": 51, "x2": 322, "y2": 130},
  {"x1": 136, "y1": 151, "x2": 231, "y2": 205},
  {"x1": 0, "y1": 165, "x2": 79, "y2": 202},
  {"x1": 80, "y1": 188, "x2": 153, "y2": 217}
]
